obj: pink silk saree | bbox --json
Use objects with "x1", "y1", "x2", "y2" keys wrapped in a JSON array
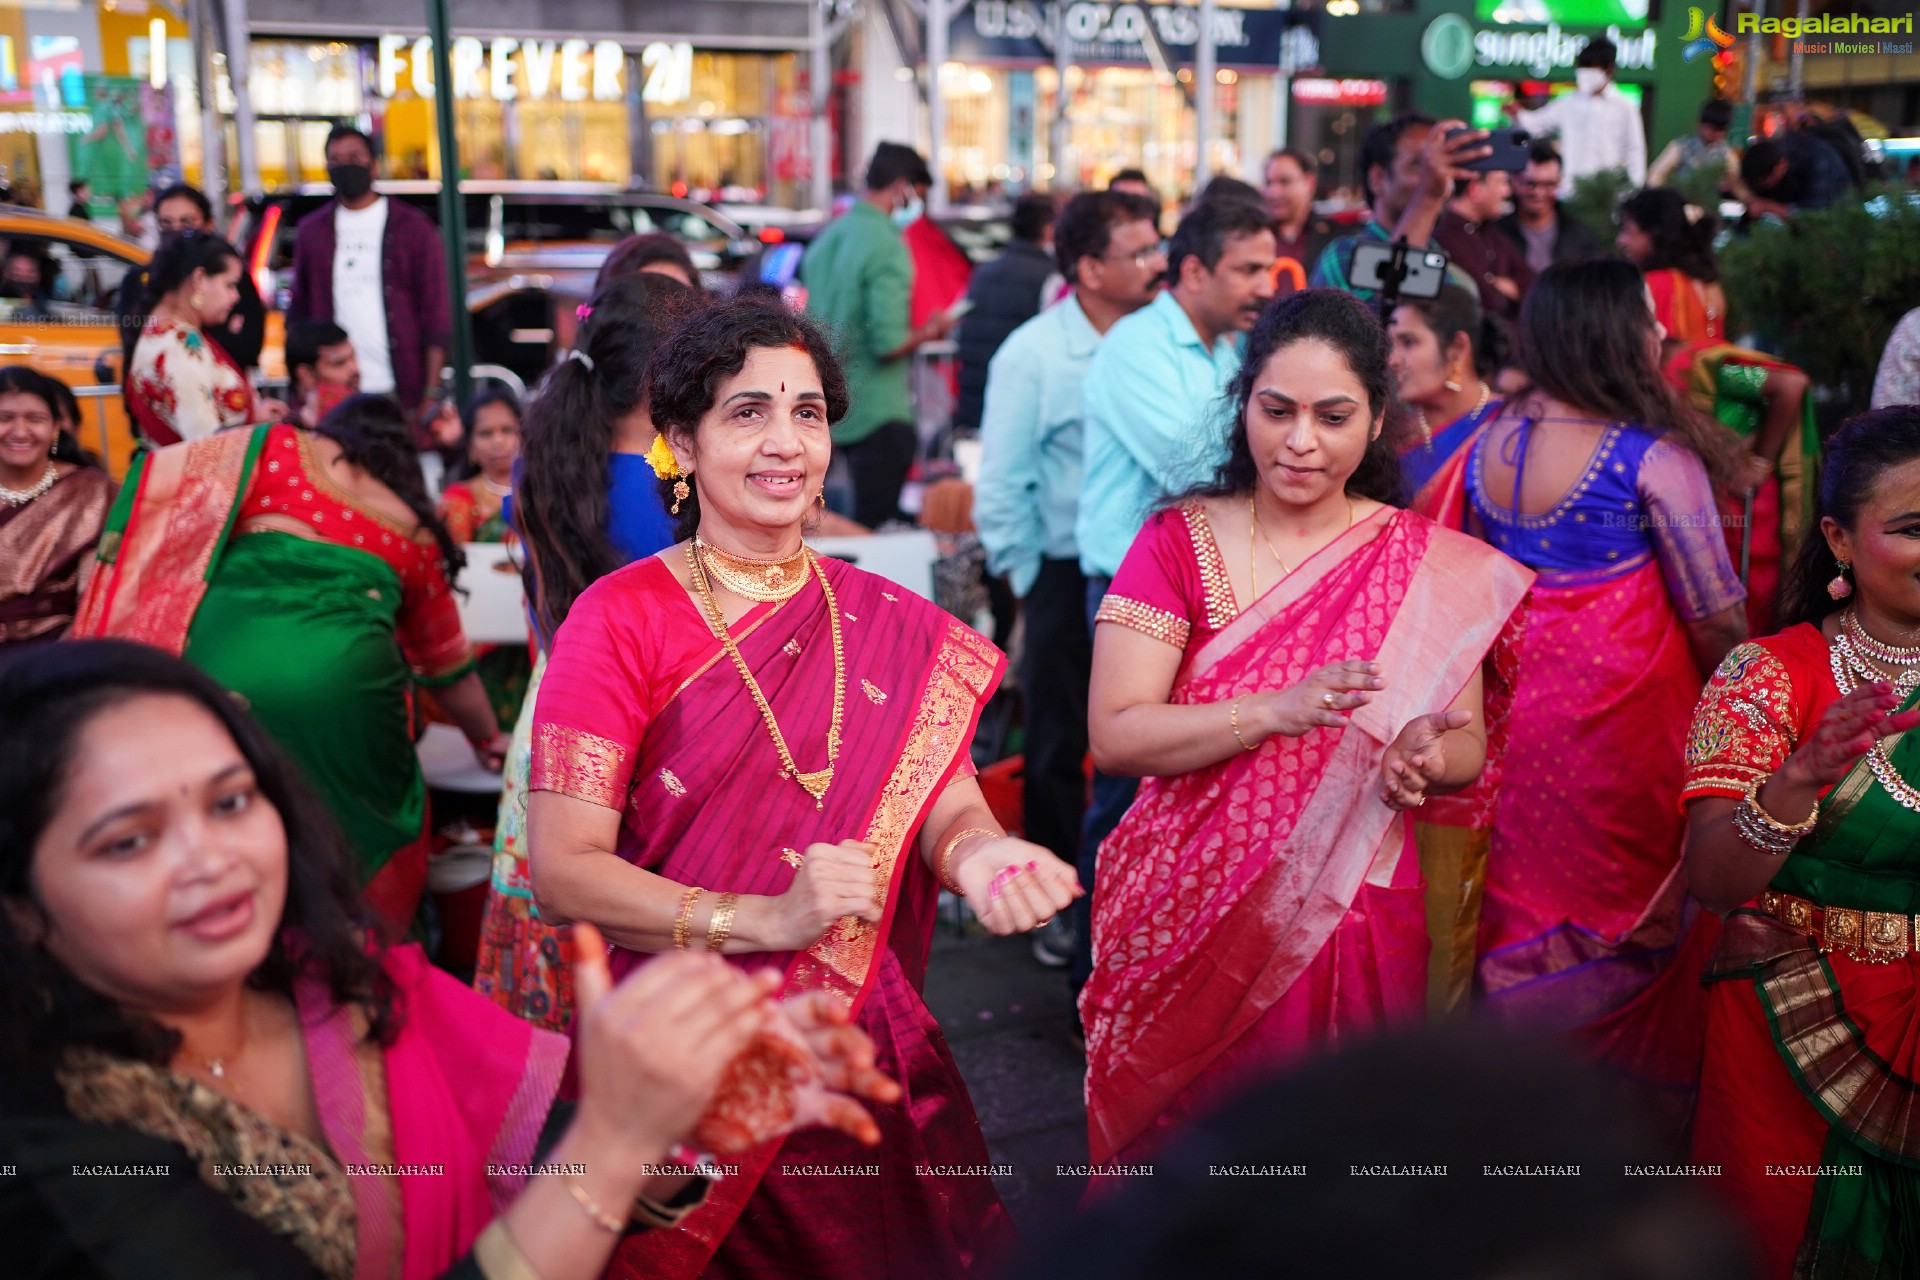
[
  {"x1": 1080, "y1": 504, "x2": 1531, "y2": 1165},
  {"x1": 531, "y1": 556, "x2": 1014, "y2": 1280},
  {"x1": 297, "y1": 943, "x2": 568, "y2": 1280}
]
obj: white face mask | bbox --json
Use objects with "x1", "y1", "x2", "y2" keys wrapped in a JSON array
[
  {"x1": 892, "y1": 192, "x2": 924, "y2": 229},
  {"x1": 1575, "y1": 67, "x2": 1608, "y2": 95}
]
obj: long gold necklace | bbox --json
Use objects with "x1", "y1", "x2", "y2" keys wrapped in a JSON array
[
  {"x1": 1415, "y1": 381, "x2": 1492, "y2": 447},
  {"x1": 695, "y1": 537, "x2": 811, "y2": 603},
  {"x1": 686, "y1": 542, "x2": 845, "y2": 808}
]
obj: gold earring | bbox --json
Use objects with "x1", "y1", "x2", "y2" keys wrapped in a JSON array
[
  {"x1": 817, "y1": 489, "x2": 826, "y2": 508},
  {"x1": 671, "y1": 477, "x2": 691, "y2": 516},
  {"x1": 189, "y1": 290, "x2": 204, "y2": 311}
]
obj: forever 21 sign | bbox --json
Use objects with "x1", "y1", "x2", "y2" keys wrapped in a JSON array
[{"x1": 953, "y1": 0, "x2": 1294, "y2": 68}]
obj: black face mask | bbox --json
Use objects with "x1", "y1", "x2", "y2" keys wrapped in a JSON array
[{"x1": 328, "y1": 163, "x2": 374, "y2": 200}]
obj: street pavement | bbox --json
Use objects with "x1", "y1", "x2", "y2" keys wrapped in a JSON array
[{"x1": 922, "y1": 905, "x2": 1091, "y2": 1232}]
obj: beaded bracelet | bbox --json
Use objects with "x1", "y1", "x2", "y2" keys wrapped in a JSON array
[
  {"x1": 705, "y1": 892, "x2": 741, "y2": 951},
  {"x1": 671, "y1": 885, "x2": 704, "y2": 950},
  {"x1": 568, "y1": 1181, "x2": 624, "y2": 1234},
  {"x1": 938, "y1": 826, "x2": 1000, "y2": 895}
]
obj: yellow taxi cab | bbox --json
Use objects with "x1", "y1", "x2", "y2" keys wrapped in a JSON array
[{"x1": 0, "y1": 206, "x2": 147, "y2": 477}]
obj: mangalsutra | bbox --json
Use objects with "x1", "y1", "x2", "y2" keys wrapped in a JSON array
[
  {"x1": 696, "y1": 537, "x2": 811, "y2": 604},
  {"x1": 687, "y1": 542, "x2": 845, "y2": 807}
]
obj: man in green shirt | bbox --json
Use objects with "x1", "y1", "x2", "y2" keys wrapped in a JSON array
[{"x1": 801, "y1": 142, "x2": 957, "y2": 527}]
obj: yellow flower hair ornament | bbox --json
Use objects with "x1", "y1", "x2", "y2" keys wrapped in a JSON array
[{"x1": 645, "y1": 433, "x2": 681, "y2": 481}]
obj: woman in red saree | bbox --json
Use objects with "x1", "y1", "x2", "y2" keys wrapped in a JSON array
[
  {"x1": 526, "y1": 298, "x2": 1079, "y2": 1279},
  {"x1": 1080, "y1": 290, "x2": 1532, "y2": 1164},
  {"x1": 1618, "y1": 189, "x2": 1726, "y2": 346},
  {"x1": 1468, "y1": 260, "x2": 1749, "y2": 1108},
  {"x1": 1683, "y1": 407, "x2": 1920, "y2": 1279},
  {"x1": 0, "y1": 640, "x2": 901, "y2": 1280}
]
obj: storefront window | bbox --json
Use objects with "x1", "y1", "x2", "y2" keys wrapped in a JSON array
[{"x1": 642, "y1": 50, "x2": 790, "y2": 200}]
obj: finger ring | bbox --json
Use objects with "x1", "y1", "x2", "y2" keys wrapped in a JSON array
[
  {"x1": 1037, "y1": 916, "x2": 1053, "y2": 927},
  {"x1": 1412, "y1": 794, "x2": 1427, "y2": 807},
  {"x1": 1323, "y1": 692, "x2": 1336, "y2": 708}
]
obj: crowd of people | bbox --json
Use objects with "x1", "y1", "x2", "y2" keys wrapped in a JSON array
[{"x1": 5, "y1": 80, "x2": 1920, "y2": 1280}]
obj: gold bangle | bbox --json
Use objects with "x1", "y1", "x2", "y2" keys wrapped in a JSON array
[
  {"x1": 567, "y1": 1180, "x2": 625, "y2": 1234},
  {"x1": 1742, "y1": 773, "x2": 1819, "y2": 836},
  {"x1": 672, "y1": 885, "x2": 704, "y2": 951},
  {"x1": 705, "y1": 892, "x2": 741, "y2": 951},
  {"x1": 1230, "y1": 698, "x2": 1259, "y2": 752},
  {"x1": 938, "y1": 826, "x2": 1000, "y2": 895}
]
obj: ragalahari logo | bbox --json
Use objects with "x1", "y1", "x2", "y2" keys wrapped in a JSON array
[{"x1": 1681, "y1": 7, "x2": 1735, "y2": 60}]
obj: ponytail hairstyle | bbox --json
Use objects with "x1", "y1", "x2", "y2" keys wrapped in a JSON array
[
  {"x1": 1184, "y1": 288, "x2": 1405, "y2": 508},
  {"x1": 121, "y1": 229, "x2": 240, "y2": 369},
  {"x1": 311, "y1": 393, "x2": 465, "y2": 584},
  {"x1": 1516, "y1": 259, "x2": 1742, "y2": 493},
  {"x1": 1393, "y1": 283, "x2": 1509, "y2": 383},
  {"x1": 646, "y1": 296, "x2": 851, "y2": 543},
  {"x1": 516, "y1": 273, "x2": 700, "y2": 639},
  {"x1": 1618, "y1": 187, "x2": 1719, "y2": 283},
  {"x1": 1782, "y1": 406, "x2": 1920, "y2": 627}
]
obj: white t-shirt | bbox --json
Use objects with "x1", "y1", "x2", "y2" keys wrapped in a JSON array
[
  {"x1": 1518, "y1": 85, "x2": 1647, "y2": 197},
  {"x1": 332, "y1": 198, "x2": 394, "y2": 395}
]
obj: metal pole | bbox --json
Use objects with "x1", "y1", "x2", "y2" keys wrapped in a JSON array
[
  {"x1": 1788, "y1": 0, "x2": 1809, "y2": 97},
  {"x1": 928, "y1": 0, "x2": 950, "y2": 211},
  {"x1": 220, "y1": 0, "x2": 261, "y2": 196},
  {"x1": 809, "y1": 0, "x2": 834, "y2": 212},
  {"x1": 426, "y1": 0, "x2": 473, "y2": 410},
  {"x1": 190, "y1": 0, "x2": 225, "y2": 197},
  {"x1": 1194, "y1": 0, "x2": 1217, "y2": 192},
  {"x1": 1051, "y1": 15, "x2": 1072, "y2": 191}
]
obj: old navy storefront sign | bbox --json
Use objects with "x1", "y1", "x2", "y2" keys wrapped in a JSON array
[{"x1": 955, "y1": 1, "x2": 1300, "y2": 68}]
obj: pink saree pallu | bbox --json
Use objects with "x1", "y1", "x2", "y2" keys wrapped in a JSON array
[
  {"x1": 1475, "y1": 558, "x2": 1719, "y2": 1097},
  {"x1": 1080, "y1": 508, "x2": 1530, "y2": 1166},
  {"x1": 544, "y1": 561, "x2": 1016, "y2": 1280}
]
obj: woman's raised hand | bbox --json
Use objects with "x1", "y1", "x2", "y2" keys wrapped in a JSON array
[
  {"x1": 692, "y1": 990, "x2": 903, "y2": 1154},
  {"x1": 766, "y1": 839, "x2": 884, "y2": 951},
  {"x1": 1246, "y1": 660, "x2": 1383, "y2": 739},
  {"x1": 570, "y1": 922, "x2": 780, "y2": 1158},
  {"x1": 1781, "y1": 680, "x2": 1920, "y2": 791},
  {"x1": 1381, "y1": 709, "x2": 1471, "y2": 810},
  {"x1": 954, "y1": 837, "x2": 1081, "y2": 936}
]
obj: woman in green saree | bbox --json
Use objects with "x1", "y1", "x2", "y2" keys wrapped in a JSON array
[
  {"x1": 1683, "y1": 406, "x2": 1920, "y2": 1278},
  {"x1": 72, "y1": 395, "x2": 508, "y2": 931}
]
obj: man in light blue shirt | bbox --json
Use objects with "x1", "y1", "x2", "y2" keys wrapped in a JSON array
[
  {"x1": 973, "y1": 189, "x2": 1162, "y2": 967},
  {"x1": 1077, "y1": 196, "x2": 1278, "y2": 586},
  {"x1": 1066, "y1": 193, "x2": 1275, "y2": 1015}
]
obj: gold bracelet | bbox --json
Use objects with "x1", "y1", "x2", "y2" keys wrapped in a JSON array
[
  {"x1": 938, "y1": 826, "x2": 1000, "y2": 894},
  {"x1": 705, "y1": 892, "x2": 741, "y2": 951},
  {"x1": 1230, "y1": 698, "x2": 1259, "y2": 752},
  {"x1": 1742, "y1": 773, "x2": 1820, "y2": 835},
  {"x1": 567, "y1": 1180, "x2": 625, "y2": 1234},
  {"x1": 672, "y1": 885, "x2": 704, "y2": 951}
]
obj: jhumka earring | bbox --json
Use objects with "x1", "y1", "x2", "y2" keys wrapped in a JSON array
[
  {"x1": 1829, "y1": 558, "x2": 1854, "y2": 600},
  {"x1": 671, "y1": 478, "x2": 691, "y2": 516}
]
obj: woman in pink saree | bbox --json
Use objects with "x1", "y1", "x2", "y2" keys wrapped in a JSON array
[
  {"x1": 1467, "y1": 260, "x2": 1748, "y2": 1106},
  {"x1": 1080, "y1": 291, "x2": 1532, "y2": 1165},
  {"x1": 526, "y1": 298, "x2": 1080, "y2": 1279}
]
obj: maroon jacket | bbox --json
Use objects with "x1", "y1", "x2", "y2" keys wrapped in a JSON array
[
  {"x1": 1433, "y1": 210, "x2": 1534, "y2": 324},
  {"x1": 286, "y1": 196, "x2": 452, "y2": 411}
]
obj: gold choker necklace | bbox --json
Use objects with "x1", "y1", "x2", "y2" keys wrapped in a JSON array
[{"x1": 695, "y1": 537, "x2": 810, "y2": 603}]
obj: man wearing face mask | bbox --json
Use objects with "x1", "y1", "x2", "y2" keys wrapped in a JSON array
[
  {"x1": 287, "y1": 125, "x2": 452, "y2": 446},
  {"x1": 1513, "y1": 39, "x2": 1646, "y2": 198},
  {"x1": 800, "y1": 141, "x2": 957, "y2": 527}
]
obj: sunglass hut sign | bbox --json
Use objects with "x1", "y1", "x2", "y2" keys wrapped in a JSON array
[{"x1": 1473, "y1": 23, "x2": 1658, "y2": 75}]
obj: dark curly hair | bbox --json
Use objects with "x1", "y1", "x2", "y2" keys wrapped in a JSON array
[
  {"x1": 516, "y1": 272, "x2": 701, "y2": 641},
  {"x1": 1783, "y1": 406, "x2": 1920, "y2": 627},
  {"x1": 0, "y1": 641, "x2": 396, "y2": 1093},
  {"x1": 647, "y1": 296, "x2": 851, "y2": 542},
  {"x1": 1185, "y1": 289, "x2": 1404, "y2": 508},
  {"x1": 1618, "y1": 187, "x2": 1718, "y2": 283}
]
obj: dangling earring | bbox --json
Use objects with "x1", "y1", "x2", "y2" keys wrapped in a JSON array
[
  {"x1": 816, "y1": 489, "x2": 826, "y2": 508},
  {"x1": 671, "y1": 477, "x2": 691, "y2": 516},
  {"x1": 1829, "y1": 558, "x2": 1854, "y2": 600},
  {"x1": 189, "y1": 291, "x2": 204, "y2": 311},
  {"x1": 1443, "y1": 366, "x2": 1463, "y2": 393}
]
